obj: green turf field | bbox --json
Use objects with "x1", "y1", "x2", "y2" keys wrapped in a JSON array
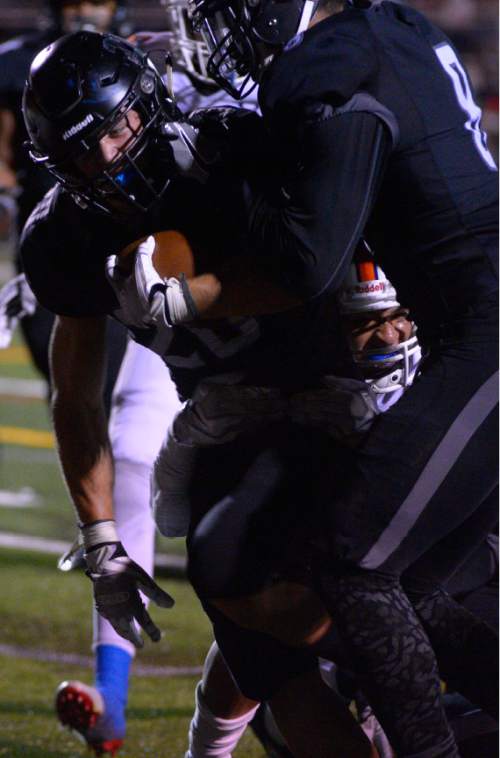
[{"x1": 0, "y1": 330, "x2": 264, "y2": 757}]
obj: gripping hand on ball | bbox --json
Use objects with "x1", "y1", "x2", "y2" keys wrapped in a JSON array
[
  {"x1": 106, "y1": 236, "x2": 198, "y2": 329},
  {"x1": 82, "y1": 520, "x2": 174, "y2": 648},
  {"x1": 134, "y1": 236, "x2": 198, "y2": 326}
]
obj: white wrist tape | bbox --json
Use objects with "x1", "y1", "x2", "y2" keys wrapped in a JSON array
[
  {"x1": 134, "y1": 237, "x2": 198, "y2": 327},
  {"x1": 164, "y1": 275, "x2": 197, "y2": 325},
  {"x1": 80, "y1": 520, "x2": 119, "y2": 551}
]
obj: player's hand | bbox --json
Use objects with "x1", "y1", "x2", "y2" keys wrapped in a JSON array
[
  {"x1": 0, "y1": 273, "x2": 37, "y2": 348},
  {"x1": 188, "y1": 108, "x2": 266, "y2": 179},
  {"x1": 133, "y1": 236, "x2": 198, "y2": 325},
  {"x1": 107, "y1": 236, "x2": 196, "y2": 327},
  {"x1": 106, "y1": 250, "x2": 153, "y2": 328},
  {"x1": 107, "y1": 237, "x2": 194, "y2": 325},
  {"x1": 81, "y1": 520, "x2": 174, "y2": 648},
  {"x1": 289, "y1": 376, "x2": 379, "y2": 441}
]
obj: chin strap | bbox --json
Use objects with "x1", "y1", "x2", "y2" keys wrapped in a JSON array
[{"x1": 369, "y1": 368, "x2": 406, "y2": 395}]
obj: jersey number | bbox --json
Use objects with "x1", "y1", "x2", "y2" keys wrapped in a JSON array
[{"x1": 434, "y1": 43, "x2": 496, "y2": 170}]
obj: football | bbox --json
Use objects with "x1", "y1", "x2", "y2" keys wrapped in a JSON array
[
  {"x1": 118, "y1": 230, "x2": 196, "y2": 279},
  {"x1": 117, "y1": 228, "x2": 298, "y2": 318}
]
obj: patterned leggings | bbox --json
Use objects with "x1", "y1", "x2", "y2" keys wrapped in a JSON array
[{"x1": 318, "y1": 570, "x2": 498, "y2": 758}]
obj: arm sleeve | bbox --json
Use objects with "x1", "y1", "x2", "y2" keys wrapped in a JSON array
[{"x1": 248, "y1": 109, "x2": 391, "y2": 300}]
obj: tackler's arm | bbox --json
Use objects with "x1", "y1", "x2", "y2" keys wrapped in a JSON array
[
  {"x1": 189, "y1": 255, "x2": 301, "y2": 319},
  {"x1": 108, "y1": 232, "x2": 301, "y2": 330}
]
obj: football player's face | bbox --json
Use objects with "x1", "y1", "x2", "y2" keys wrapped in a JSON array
[
  {"x1": 60, "y1": 1, "x2": 117, "y2": 34},
  {"x1": 73, "y1": 110, "x2": 144, "y2": 215},
  {"x1": 98, "y1": 111, "x2": 142, "y2": 165},
  {"x1": 76, "y1": 111, "x2": 142, "y2": 177},
  {"x1": 346, "y1": 306, "x2": 413, "y2": 353}
]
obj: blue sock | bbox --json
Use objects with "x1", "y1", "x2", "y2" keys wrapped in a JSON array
[{"x1": 94, "y1": 644, "x2": 132, "y2": 737}]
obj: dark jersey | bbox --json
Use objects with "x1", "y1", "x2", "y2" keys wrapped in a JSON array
[
  {"x1": 0, "y1": 31, "x2": 58, "y2": 231},
  {"x1": 256, "y1": 1, "x2": 498, "y2": 342},
  {"x1": 20, "y1": 177, "x2": 344, "y2": 400}
]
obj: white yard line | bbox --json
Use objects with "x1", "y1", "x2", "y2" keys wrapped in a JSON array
[
  {"x1": 0, "y1": 531, "x2": 187, "y2": 572},
  {"x1": 0, "y1": 643, "x2": 202, "y2": 677},
  {"x1": 0, "y1": 377, "x2": 46, "y2": 398},
  {"x1": 0, "y1": 487, "x2": 42, "y2": 507}
]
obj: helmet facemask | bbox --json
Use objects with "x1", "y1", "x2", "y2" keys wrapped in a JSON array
[
  {"x1": 161, "y1": 0, "x2": 218, "y2": 88},
  {"x1": 350, "y1": 323, "x2": 422, "y2": 393},
  {"x1": 338, "y1": 242, "x2": 422, "y2": 393},
  {"x1": 189, "y1": 0, "x2": 319, "y2": 98},
  {"x1": 190, "y1": 0, "x2": 258, "y2": 98}
]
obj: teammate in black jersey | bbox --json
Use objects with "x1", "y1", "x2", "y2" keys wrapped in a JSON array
[{"x1": 188, "y1": 0, "x2": 499, "y2": 755}]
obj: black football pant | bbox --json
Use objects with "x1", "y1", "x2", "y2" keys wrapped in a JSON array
[{"x1": 187, "y1": 423, "x2": 333, "y2": 701}]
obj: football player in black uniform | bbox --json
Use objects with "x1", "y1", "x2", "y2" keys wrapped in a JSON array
[
  {"x1": 20, "y1": 31, "x2": 379, "y2": 758},
  {"x1": 187, "y1": 0, "x2": 499, "y2": 755},
  {"x1": 0, "y1": 0, "x2": 128, "y2": 401}
]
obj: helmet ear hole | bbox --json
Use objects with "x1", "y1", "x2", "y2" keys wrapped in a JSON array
[{"x1": 139, "y1": 72, "x2": 156, "y2": 95}]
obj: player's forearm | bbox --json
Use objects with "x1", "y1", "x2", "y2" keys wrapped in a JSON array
[
  {"x1": 248, "y1": 112, "x2": 390, "y2": 301},
  {"x1": 49, "y1": 315, "x2": 113, "y2": 525},
  {"x1": 189, "y1": 261, "x2": 300, "y2": 318},
  {"x1": 52, "y1": 393, "x2": 114, "y2": 524}
]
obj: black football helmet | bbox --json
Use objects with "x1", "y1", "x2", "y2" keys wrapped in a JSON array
[
  {"x1": 189, "y1": 0, "x2": 320, "y2": 97},
  {"x1": 23, "y1": 32, "x2": 182, "y2": 215}
]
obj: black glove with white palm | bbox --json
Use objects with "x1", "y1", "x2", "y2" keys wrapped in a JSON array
[{"x1": 81, "y1": 519, "x2": 174, "y2": 648}]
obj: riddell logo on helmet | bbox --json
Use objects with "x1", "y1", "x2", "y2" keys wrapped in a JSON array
[
  {"x1": 353, "y1": 282, "x2": 386, "y2": 294},
  {"x1": 62, "y1": 114, "x2": 94, "y2": 141}
]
